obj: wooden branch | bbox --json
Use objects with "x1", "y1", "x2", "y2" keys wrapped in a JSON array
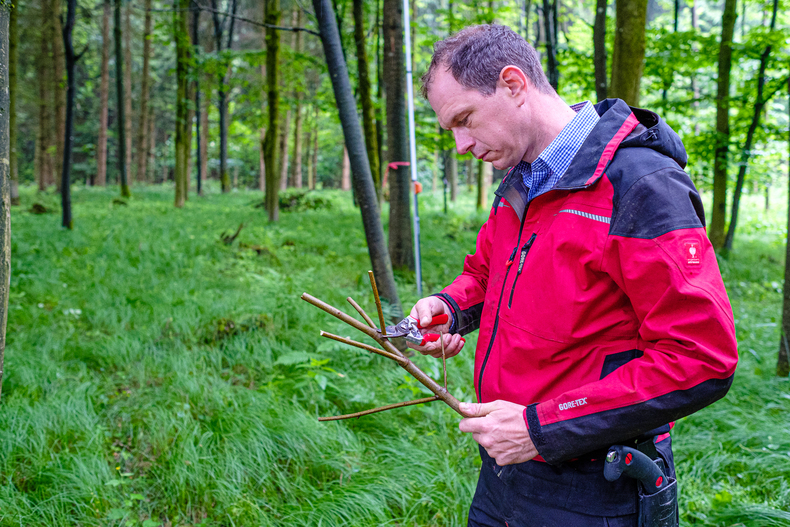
[
  {"x1": 347, "y1": 296, "x2": 375, "y2": 328},
  {"x1": 368, "y1": 270, "x2": 387, "y2": 333},
  {"x1": 441, "y1": 334, "x2": 447, "y2": 391},
  {"x1": 319, "y1": 396, "x2": 439, "y2": 421},
  {"x1": 320, "y1": 331, "x2": 405, "y2": 363},
  {"x1": 300, "y1": 292, "x2": 469, "y2": 417}
]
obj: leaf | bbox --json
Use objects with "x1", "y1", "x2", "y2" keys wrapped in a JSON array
[
  {"x1": 108, "y1": 508, "x2": 129, "y2": 520},
  {"x1": 142, "y1": 520, "x2": 161, "y2": 527},
  {"x1": 274, "y1": 351, "x2": 316, "y2": 366},
  {"x1": 130, "y1": 493, "x2": 145, "y2": 501},
  {"x1": 314, "y1": 374, "x2": 328, "y2": 390}
]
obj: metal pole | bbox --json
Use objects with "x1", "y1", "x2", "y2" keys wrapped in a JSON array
[{"x1": 403, "y1": 0, "x2": 422, "y2": 296}]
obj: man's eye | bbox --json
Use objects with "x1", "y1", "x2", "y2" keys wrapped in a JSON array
[{"x1": 460, "y1": 116, "x2": 470, "y2": 126}]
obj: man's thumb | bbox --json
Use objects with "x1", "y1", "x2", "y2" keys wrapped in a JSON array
[{"x1": 459, "y1": 402, "x2": 493, "y2": 417}]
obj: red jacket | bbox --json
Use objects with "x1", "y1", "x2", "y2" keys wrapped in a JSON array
[{"x1": 436, "y1": 99, "x2": 738, "y2": 465}]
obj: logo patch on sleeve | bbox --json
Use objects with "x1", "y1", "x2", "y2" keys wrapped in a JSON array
[{"x1": 684, "y1": 242, "x2": 700, "y2": 265}]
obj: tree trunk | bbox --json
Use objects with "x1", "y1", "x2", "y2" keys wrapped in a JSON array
[
  {"x1": 593, "y1": 0, "x2": 607, "y2": 102},
  {"x1": 8, "y1": 2, "x2": 18, "y2": 205},
  {"x1": 444, "y1": 148, "x2": 457, "y2": 201},
  {"x1": 264, "y1": 0, "x2": 281, "y2": 221},
  {"x1": 212, "y1": 0, "x2": 238, "y2": 194},
  {"x1": 779, "y1": 77, "x2": 790, "y2": 378},
  {"x1": 609, "y1": 0, "x2": 648, "y2": 105},
  {"x1": 259, "y1": 127, "x2": 266, "y2": 192},
  {"x1": 310, "y1": 106, "x2": 318, "y2": 189},
  {"x1": 383, "y1": 0, "x2": 413, "y2": 271},
  {"x1": 37, "y1": 0, "x2": 54, "y2": 190},
  {"x1": 304, "y1": 114, "x2": 312, "y2": 190},
  {"x1": 279, "y1": 108, "x2": 291, "y2": 191},
  {"x1": 135, "y1": 0, "x2": 152, "y2": 183},
  {"x1": 723, "y1": 0, "x2": 778, "y2": 252},
  {"x1": 200, "y1": 82, "x2": 208, "y2": 193},
  {"x1": 476, "y1": 160, "x2": 492, "y2": 210},
  {"x1": 114, "y1": 0, "x2": 130, "y2": 197},
  {"x1": 61, "y1": 0, "x2": 78, "y2": 228},
  {"x1": 289, "y1": 9, "x2": 304, "y2": 188},
  {"x1": 0, "y1": 3, "x2": 10, "y2": 400},
  {"x1": 353, "y1": 0, "x2": 380, "y2": 197},
  {"x1": 96, "y1": 0, "x2": 110, "y2": 186},
  {"x1": 174, "y1": 0, "x2": 189, "y2": 208},
  {"x1": 52, "y1": 0, "x2": 65, "y2": 188},
  {"x1": 313, "y1": 0, "x2": 402, "y2": 313},
  {"x1": 466, "y1": 156, "x2": 473, "y2": 191},
  {"x1": 191, "y1": 5, "x2": 201, "y2": 195},
  {"x1": 147, "y1": 107, "x2": 156, "y2": 181},
  {"x1": 709, "y1": 0, "x2": 737, "y2": 250},
  {"x1": 123, "y1": 3, "x2": 133, "y2": 182},
  {"x1": 341, "y1": 145, "x2": 350, "y2": 190},
  {"x1": 541, "y1": 0, "x2": 558, "y2": 90}
]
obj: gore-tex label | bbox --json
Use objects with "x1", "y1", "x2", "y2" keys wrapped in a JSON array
[{"x1": 559, "y1": 397, "x2": 587, "y2": 411}]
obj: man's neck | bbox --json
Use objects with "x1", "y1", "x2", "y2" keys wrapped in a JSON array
[{"x1": 521, "y1": 95, "x2": 578, "y2": 164}]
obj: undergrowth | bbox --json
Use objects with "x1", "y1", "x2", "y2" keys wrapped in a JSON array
[{"x1": 2, "y1": 183, "x2": 788, "y2": 526}]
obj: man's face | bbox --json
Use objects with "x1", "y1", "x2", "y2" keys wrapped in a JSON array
[{"x1": 427, "y1": 67, "x2": 528, "y2": 170}]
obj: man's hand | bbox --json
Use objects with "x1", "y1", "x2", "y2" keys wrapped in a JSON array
[
  {"x1": 407, "y1": 297, "x2": 465, "y2": 358},
  {"x1": 459, "y1": 400, "x2": 538, "y2": 466}
]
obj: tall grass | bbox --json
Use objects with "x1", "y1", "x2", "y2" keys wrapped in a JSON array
[{"x1": 2, "y1": 184, "x2": 788, "y2": 526}]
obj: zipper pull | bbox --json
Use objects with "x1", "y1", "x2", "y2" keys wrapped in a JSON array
[
  {"x1": 516, "y1": 233, "x2": 537, "y2": 275},
  {"x1": 506, "y1": 246, "x2": 518, "y2": 267}
]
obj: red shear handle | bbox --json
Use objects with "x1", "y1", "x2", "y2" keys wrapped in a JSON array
[
  {"x1": 419, "y1": 334, "x2": 441, "y2": 346},
  {"x1": 415, "y1": 314, "x2": 449, "y2": 329}
]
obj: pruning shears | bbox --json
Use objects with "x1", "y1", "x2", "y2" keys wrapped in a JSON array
[{"x1": 382, "y1": 314, "x2": 449, "y2": 346}]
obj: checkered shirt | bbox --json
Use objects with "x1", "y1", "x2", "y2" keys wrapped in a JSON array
[{"x1": 515, "y1": 101, "x2": 600, "y2": 203}]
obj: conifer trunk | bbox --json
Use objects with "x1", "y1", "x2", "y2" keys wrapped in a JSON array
[
  {"x1": 135, "y1": 0, "x2": 152, "y2": 183},
  {"x1": 709, "y1": 0, "x2": 737, "y2": 250},
  {"x1": 8, "y1": 2, "x2": 17, "y2": 205},
  {"x1": 114, "y1": 0, "x2": 130, "y2": 197},
  {"x1": 96, "y1": 0, "x2": 110, "y2": 186},
  {"x1": 609, "y1": 0, "x2": 648, "y2": 105}
]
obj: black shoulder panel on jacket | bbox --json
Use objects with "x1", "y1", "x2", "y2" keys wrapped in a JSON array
[{"x1": 608, "y1": 148, "x2": 705, "y2": 239}]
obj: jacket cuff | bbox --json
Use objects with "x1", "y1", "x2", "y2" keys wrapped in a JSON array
[
  {"x1": 526, "y1": 403, "x2": 550, "y2": 460},
  {"x1": 431, "y1": 293, "x2": 459, "y2": 333}
]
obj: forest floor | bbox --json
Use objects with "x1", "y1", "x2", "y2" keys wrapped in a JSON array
[{"x1": 3, "y1": 184, "x2": 790, "y2": 526}]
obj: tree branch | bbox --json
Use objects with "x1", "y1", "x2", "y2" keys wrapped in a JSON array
[
  {"x1": 319, "y1": 396, "x2": 439, "y2": 421},
  {"x1": 320, "y1": 331, "x2": 406, "y2": 363},
  {"x1": 347, "y1": 296, "x2": 376, "y2": 327}
]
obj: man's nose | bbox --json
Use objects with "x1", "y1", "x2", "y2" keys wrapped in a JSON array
[{"x1": 453, "y1": 129, "x2": 474, "y2": 155}]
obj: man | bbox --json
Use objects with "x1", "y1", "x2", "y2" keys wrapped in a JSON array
[{"x1": 408, "y1": 24, "x2": 738, "y2": 526}]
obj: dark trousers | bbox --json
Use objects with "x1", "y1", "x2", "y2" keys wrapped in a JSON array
[{"x1": 468, "y1": 438, "x2": 675, "y2": 527}]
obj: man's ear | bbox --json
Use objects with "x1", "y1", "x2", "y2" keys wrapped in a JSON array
[{"x1": 499, "y1": 66, "x2": 529, "y2": 102}]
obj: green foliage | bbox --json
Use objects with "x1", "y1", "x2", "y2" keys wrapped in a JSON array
[{"x1": 275, "y1": 188, "x2": 335, "y2": 212}]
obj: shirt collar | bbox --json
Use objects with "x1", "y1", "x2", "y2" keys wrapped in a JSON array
[{"x1": 534, "y1": 101, "x2": 599, "y2": 178}]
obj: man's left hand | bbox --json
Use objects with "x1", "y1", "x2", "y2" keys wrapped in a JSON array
[{"x1": 459, "y1": 400, "x2": 538, "y2": 466}]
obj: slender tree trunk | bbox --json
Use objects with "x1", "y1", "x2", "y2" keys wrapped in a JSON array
[
  {"x1": 593, "y1": 0, "x2": 607, "y2": 102},
  {"x1": 466, "y1": 157, "x2": 473, "y2": 191},
  {"x1": 147, "y1": 107, "x2": 156, "y2": 181},
  {"x1": 353, "y1": 0, "x2": 380, "y2": 197},
  {"x1": 444, "y1": 148, "x2": 457, "y2": 201},
  {"x1": 304, "y1": 113, "x2": 313, "y2": 190},
  {"x1": 212, "y1": 0, "x2": 238, "y2": 194},
  {"x1": 61, "y1": 0, "x2": 78, "y2": 229},
  {"x1": 52, "y1": 0, "x2": 66, "y2": 187},
  {"x1": 96, "y1": 0, "x2": 110, "y2": 186},
  {"x1": 200, "y1": 81, "x2": 208, "y2": 193},
  {"x1": 690, "y1": 0, "x2": 700, "y2": 134},
  {"x1": 289, "y1": 9, "x2": 304, "y2": 188},
  {"x1": 37, "y1": 0, "x2": 54, "y2": 190},
  {"x1": 135, "y1": 0, "x2": 152, "y2": 183},
  {"x1": 541, "y1": 0, "x2": 558, "y2": 90},
  {"x1": 341, "y1": 145, "x2": 350, "y2": 190},
  {"x1": 779, "y1": 77, "x2": 790, "y2": 378},
  {"x1": 0, "y1": 3, "x2": 10, "y2": 399},
  {"x1": 174, "y1": 0, "x2": 189, "y2": 208},
  {"x1": 279, "y1": 108, "x2": 291, "y2": 190},
  {"x1": 609, "y1": 0, "x2": 648, "y2": 105},
  {"x1": 259, "y1": 127, "x2": 266, "y2": 191},
  {"x1": 123, "y1": 3, "x2": 133, "y2": 181},
  {"x1": 709, "y1": 0, "x2": 737, "y2": 250},
  {"x1": 191, "y1": 4, "x2": 201, "y2": 195},
  {"x1": 723, "y1": 0, "x2": 778, "y2": 252},
  {"x1": 313, "y1": 0, "x2": 402, "y2": 314},
  {"x1": 477, "y1": 160, "x2": 492, "y2": 210},
  {"x1": 311, "y1": 106, "x2": 318, "y2": 189},
  {"x1": 8, "y1": 2, "x2": 18, "y2": 205},
  {"x1": 264, "y1": 0, "x2": 281, "y2": 221},
  {"x1": 383, "y1": 0, "x2": 413, "y2": 271},
  {"x1": 114, "y1": 0, "x2": 130, "y2": 197}
]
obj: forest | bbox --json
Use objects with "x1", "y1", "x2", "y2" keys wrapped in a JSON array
[{"x1": 0, "y1": 0, "x2": 789, "y2": 523}]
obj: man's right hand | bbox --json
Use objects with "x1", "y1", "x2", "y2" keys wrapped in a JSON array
[{"x1": 408, "y1": 297, "x2": 465, "y2": 358}]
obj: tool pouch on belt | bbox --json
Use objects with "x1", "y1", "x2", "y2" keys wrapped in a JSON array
[{"x1": 638, "y1": 474, "x2": 678, "y2": 527}]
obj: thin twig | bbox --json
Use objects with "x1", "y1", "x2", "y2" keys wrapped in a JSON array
[
  {"x1": 441, "y1": 333, "x2": 447, "y2": 391},
  {"x1": 319, "y1": 396, "x2": 439, "y2": 421},
  {"x1": 347, "y1": 297, "x2": 375, "y2": 328},
  {"x1": 320, "y1": 331, "x2": 405, "y2": 364},
  {"x1": 368, "y1": 271, "x2": 387, "y2": 333}
]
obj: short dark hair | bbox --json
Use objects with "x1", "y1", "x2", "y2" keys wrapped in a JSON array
[{"x1": 420, "y1": 24, "x2": 554, "y2": 98}]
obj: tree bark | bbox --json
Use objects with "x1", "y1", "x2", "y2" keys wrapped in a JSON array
[
  {"x1": 593, "y1": 0, "x2": 607, "y2": 102},
  {"x1": 114, "y1": 0, "x2": 130, "y2": 197},
  {"x1": 8, "y1": 2, "x2": 17, "y2": 205},
  {"x1": 444, "y1": 148, "x2": 457, "y2": 201},
  {"x1": 383, "y1": 0, "x2": 413, "y2": 271},
  {"x1": 723, "y1": 0, "x2": 779, "y2": 252},
  {"x1": 779, "y1": 77, "x2": 790, "y2": 378},
  {"x1": 37, "y1": 0, "x2": 54, "y2": 190},
  {"x1": 279, "y1": 108, "x2": 291, "y2": 190},
  {"x1": 61, "y1": 0, "x2": 79, "y2": 228},
  {"x1": 191, "y1": 4, "x2": 200, "y2": 195},
  {"x1": 313, "y1": 0, "x2": 402, "y2": 314},
  {"x1": 259, "y1": 127, "x2": 266, "y2": 191},
  {"x1": 709, "y1": 0, "x2": 737, "y2": 250},
  {"x1": 541, "y1": 0, "x2": 558, "y2": 90},
  {"x1": 96, "y1": 0, "x2": 110, "y2": 186},
  {"x1": 147, "y1": 106, "x2": 156, "y2": 181},
  {"x1": 310, "y1": 106, "x2": 318, "y2": 189},
  {"x1": 264, "y1": 0, "x2": 281, "y2": 221},
  {"x1": 476, "y1": 160, "x2": 492, "y2": 210},
  {"x1": 123, "y1": 3, "x2": 133, "y2": 181},
  {"x1": 52, "y1": 0, "x2": 66, "y2": 187},
  {"x1": 290, "y1": 9, "x2": 304, "y2": 188},
  {"x1": 341, "y1": 145, "x2": 350, "y2": 190},
  {"x1": 135, "y1": 0, "x2": 152, "y2": 183},
  {"x1": 0, "y1": 4, "x2": 10, "y2": 399},
  {"x1": 212, "y1": 0, "x2": 238, "y2": 194},
  {"x1": 174, "y1": 0, "x2": 189, "y2": 208},
  {"x1": 353, "y1": 0, "x2": 380, "y2": 197},
  {"x1": 609, "y1": 0, "x2": 648, "y2": 105},
  {"x1": 304, "y1": 113, "x2": 312, "y2": 190},
  {"x1": 200, "y1": 78, "x2": 209, "y2": 193}
]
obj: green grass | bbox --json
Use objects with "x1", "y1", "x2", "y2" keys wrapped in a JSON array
[{"x1": 2, "y1": 183, "x2": 789, "y2": 526}]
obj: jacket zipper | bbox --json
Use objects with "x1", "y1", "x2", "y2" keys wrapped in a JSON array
[
  {"x1": 507, "y1": 233, "x2": 537, "y2": 309},
  {"x1": 477, "y1": 209, "x2": 529, "y2": 403}
]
